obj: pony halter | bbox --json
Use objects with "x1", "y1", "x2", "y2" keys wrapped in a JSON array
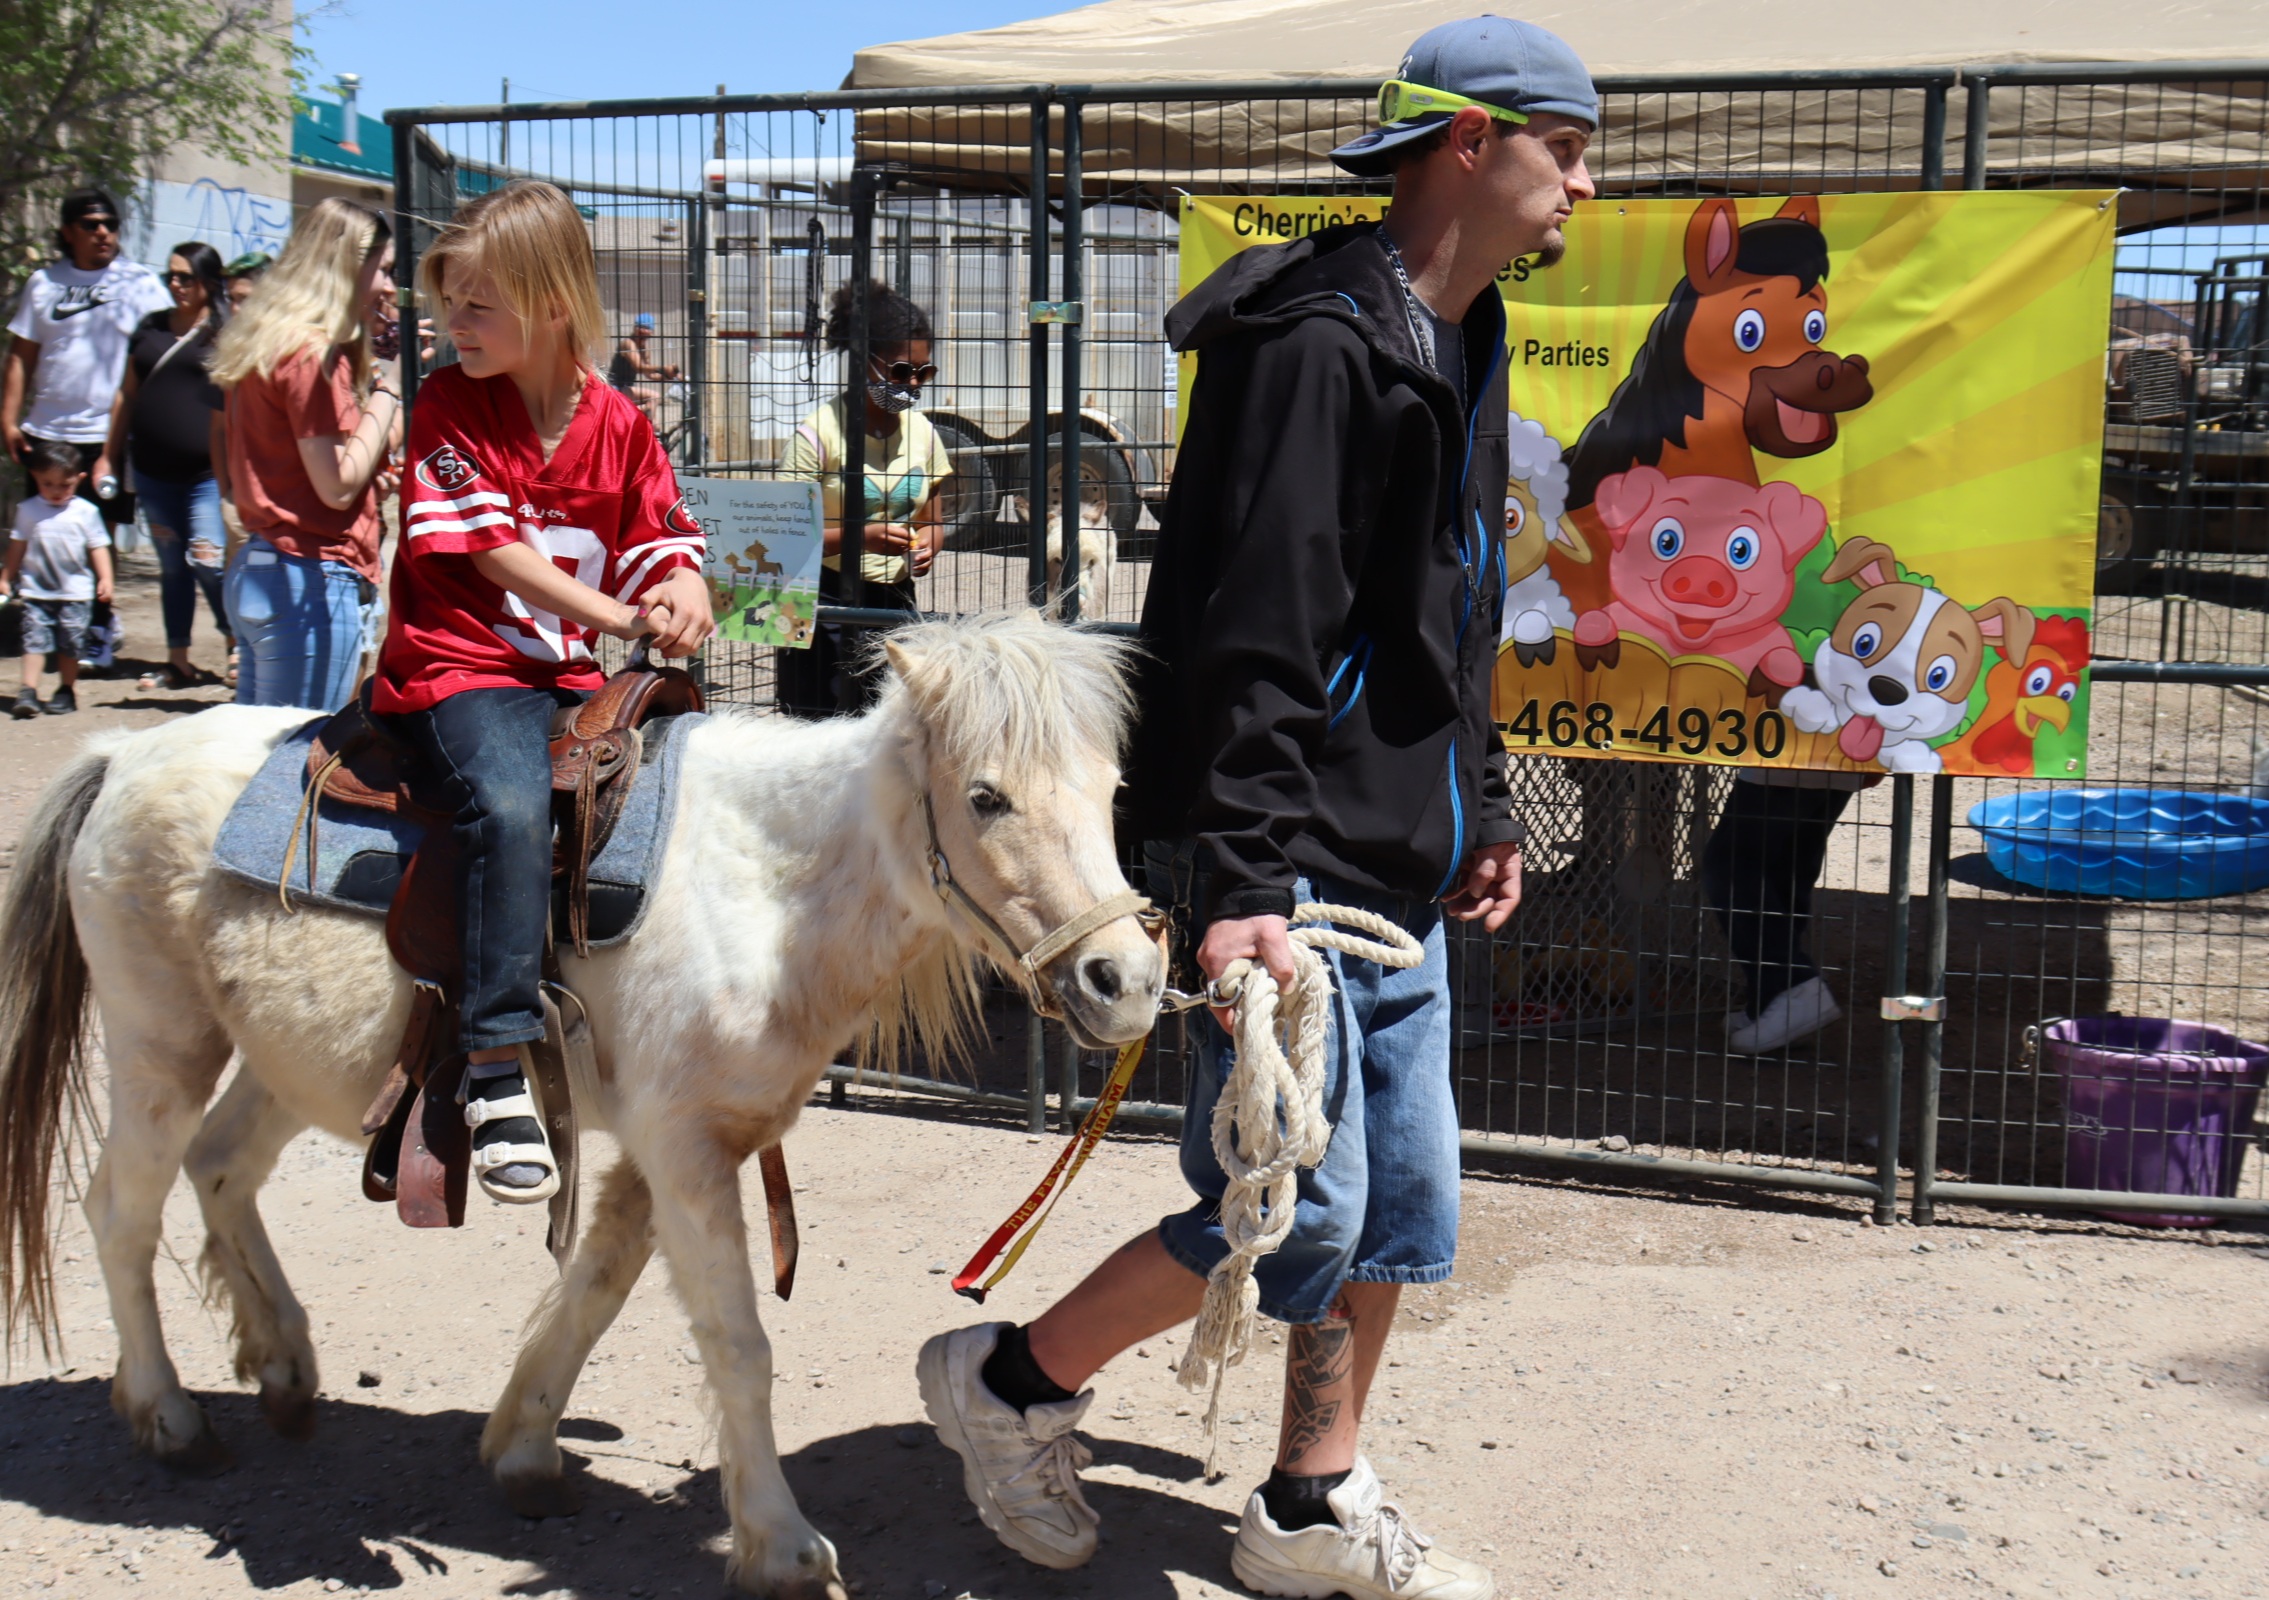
[{"x1": 918, "y1": 792, "x2": 1164, "y2": 1019}]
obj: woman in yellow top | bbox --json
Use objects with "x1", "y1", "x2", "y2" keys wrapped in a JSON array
[{"x1": 777, "y1": 280, "x2": 950, "y2": 715}]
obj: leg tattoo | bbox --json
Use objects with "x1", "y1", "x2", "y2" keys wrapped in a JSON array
[{"x1": 1279, "y1": 1298, "x2": 1357, "y2": 1472}]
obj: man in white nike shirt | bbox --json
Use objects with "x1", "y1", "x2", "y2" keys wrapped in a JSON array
[{"x1": 3, "y1": 188, "x2": 170, "y2": 523}]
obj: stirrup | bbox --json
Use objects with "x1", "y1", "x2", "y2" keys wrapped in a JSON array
[{"x1": 464, "y1": 1077, "x2": 561, "y2": 1205}]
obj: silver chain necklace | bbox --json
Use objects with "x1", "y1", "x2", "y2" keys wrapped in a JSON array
[{"x1": 1377, "y1": 229, "x2": 1439, "y2": 376}]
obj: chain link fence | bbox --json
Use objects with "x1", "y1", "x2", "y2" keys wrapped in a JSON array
[{"x1": 390, "y1": 63, "x2": 2269, "y2": 1227}]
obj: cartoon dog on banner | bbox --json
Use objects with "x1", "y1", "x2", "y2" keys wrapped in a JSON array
[
  {"x1": 1554, "y1": 196, "x2": 1874, "y2": 617},
  {"x1": 1781, "y1": 537, "x2": 2037, "y2": 775}
]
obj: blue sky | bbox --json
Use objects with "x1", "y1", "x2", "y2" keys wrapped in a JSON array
[{"x1": 303, "y1": 0, "x2": 1077, "y2": 115}]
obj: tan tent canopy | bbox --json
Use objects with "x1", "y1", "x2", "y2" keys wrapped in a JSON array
[{"x1": 848, "y1": 0, "x2": 2269, "y2": 230}]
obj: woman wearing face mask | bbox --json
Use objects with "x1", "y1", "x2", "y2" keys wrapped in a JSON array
[
  {"x1": 210, "y1": 198, "x2": 401, "y2": 711},
  {"x1": 775, "y1": 280, "x2": 951, "y2": 716}
]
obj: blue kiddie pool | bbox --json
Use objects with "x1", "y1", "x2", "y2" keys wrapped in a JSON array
[{"x1": 1968, "y1": 790, "x2": 2269, "y2": 900}]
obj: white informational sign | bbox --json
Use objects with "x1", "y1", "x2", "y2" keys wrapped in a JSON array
[{"x1": 685, "y1": 476, "x2": 824, "y2": 649}]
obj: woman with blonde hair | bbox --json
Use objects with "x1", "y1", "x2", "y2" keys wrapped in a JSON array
[{"x1": 212, "y1": 196, "x2": 400, "y2": 708}]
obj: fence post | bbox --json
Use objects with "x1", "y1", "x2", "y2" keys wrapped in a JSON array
[
  {"x1": 1057, "y1": 97, "x2": 1085, "y2": 623},
  {"x1": 1919, "y1": 81, "x2": 1948, "y2": 191},
  {"x1": 1027, "y1": 96, "x2": 1053, "y2": 606},
  {"x1": 1875, "y1": 774, "x2": 1914, "y2": 1224},
  {"x1": 842, "y1": 169, "x2": 875, "y2": 623},
  {"x1": 391, "y1": 119, "x2": 420, "y2": 408},
  {"x1": 685, "y1": 193, "x2": 709, "y2": 471},
  {"x1": 1962, "y1": 77, "x2": 1991, "y2": 190},
  {"x1": 1909, "y1": 773, "x2": 1954, "y2": 1224},
  {"x1": 1025, "y1": 96, "x2": 1055, "y2": 1134}
]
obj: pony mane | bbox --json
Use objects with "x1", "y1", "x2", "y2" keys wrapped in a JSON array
[
  {"x1": 855, "y1": 612, "x2": 1141, "y2": 1075},
  {"x1": 1564, "y1": 280, "x2": 1705, "y2": 511}
]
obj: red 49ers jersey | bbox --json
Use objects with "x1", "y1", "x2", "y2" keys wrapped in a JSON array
[{"x1": 372, "y1": 364, "x2": 704, "y2": 713}]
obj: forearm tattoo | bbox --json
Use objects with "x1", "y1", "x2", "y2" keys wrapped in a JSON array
[{"x1": 1280, "y1": 1301, "x2": 1356, "y2": 1470}]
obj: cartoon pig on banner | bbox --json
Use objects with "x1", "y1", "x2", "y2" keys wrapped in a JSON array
[{"x1": 1571, "y1": 466, "x2": 1828, "y2": 697}]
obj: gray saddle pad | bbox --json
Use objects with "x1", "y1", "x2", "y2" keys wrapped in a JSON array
[{"x1": 211, "y1": 711, "x2": 704, "y2": 948}]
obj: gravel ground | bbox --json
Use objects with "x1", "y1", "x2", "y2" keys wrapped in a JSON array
[{"x1": 0, "y1": 550, "x2": 2263, "y2": 1600}]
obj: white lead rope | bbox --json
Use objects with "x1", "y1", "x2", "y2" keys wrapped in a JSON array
[{"x1": 1173, "y1": 902, "x2": 1424, "y2": 1477}]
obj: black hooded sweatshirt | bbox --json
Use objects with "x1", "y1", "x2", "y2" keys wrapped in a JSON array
[{"x1": 1125, "y1": 221, "x2": 1527, "y2": 923}]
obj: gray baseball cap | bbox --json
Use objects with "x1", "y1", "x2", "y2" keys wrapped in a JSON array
[{"x1": 1331, "y1": 15, "x2": 1598, "y2": 177}]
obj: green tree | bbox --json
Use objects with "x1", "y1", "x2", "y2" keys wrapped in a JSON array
[{"x1": 0, "y1": 0, "x2": 300, "y2": 293}]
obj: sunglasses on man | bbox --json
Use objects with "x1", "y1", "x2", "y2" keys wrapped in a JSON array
[
  {"x1": 871, "y1": 356, "x2": 938, "y2": 385},
  {"x1": 69, "y1": 215, "x2": 121, "y2": 234},
  {"x1": 1376, "y1": 79, "x2": 1529, "y2": 129}
]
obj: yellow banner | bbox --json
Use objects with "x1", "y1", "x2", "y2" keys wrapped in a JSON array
[{"x1": 1177, "y1": 192, "x2": 2116, "y2": 778}]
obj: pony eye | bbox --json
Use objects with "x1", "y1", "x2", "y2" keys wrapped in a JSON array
[
  {"x1": 1852, "y1": 623, "x2": 1882, "y2": 660},
  {"x1": 1804, "y1": 309, "x2": 1827, "y2": 344},
  {"x1": 1725, "y1": 526, "x2": 1760, "y2": 570},
  {"x1": 1925, "y1": 654, "x2": 1958, "y2": 694},
  {"x1": 1733, "y1": 309, "x2": 1766, "y2": 352},
  {"x1": 1650, "y1": 517, "x2": 1685, "y2": 559},
  {"x1": 2058, "y1": 682, "x2": 2077, "y2": 702},
  {"x1": 2024, "y1": 664, "x2": 2055, "y2": 696},
  {"x1": 969, "y1": 783, "x2": 1011, "y2": 818},
  {"x1": 1504, "y1": 497, "x2": 1526, "y2": 535}
]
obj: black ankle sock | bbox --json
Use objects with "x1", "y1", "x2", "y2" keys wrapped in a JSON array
[
  {"x1": 980, "y1": 1323, "x2": 1077, "y2": 1412},
  {"x1": 1262, "y1": 1466, "x2": 1352, "y2": 1532}
]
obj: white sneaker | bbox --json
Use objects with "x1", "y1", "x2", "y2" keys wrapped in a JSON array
[
  {"x1": 917, "y1": 1323, "x2": 1098, "y2": 1569},
  {"x1": 1726, "y1": 976, "x2": 1842, "y2": 1054},
  {"x1": 1231, "y1": 1457, "x2": 1494, "y2": 1599}
]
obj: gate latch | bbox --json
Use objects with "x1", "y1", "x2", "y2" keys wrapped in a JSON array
[
  {"x1": 1029, "y1": 300, "x2": 1084, "y2": 325},
  {"x1": 1879, "y1": 994, "x2": 1945, "y2": 1022}
]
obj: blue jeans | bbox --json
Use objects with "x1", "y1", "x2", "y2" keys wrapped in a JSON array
[
  {"x1": 226, "y1": 536, "x2": 369, "y2": 710},
  {"x1": 1156, "y1": 869, "x2": 1459, "y2": 1324},
  {"x1": 133, "y1": 470, "x2": 229, "y2": 650},
  {"x1": 392, "y1": 685, "x2": 586, "y2": 1053}
]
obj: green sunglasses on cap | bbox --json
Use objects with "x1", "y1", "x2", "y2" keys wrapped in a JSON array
[{"x1": 1376, "y1": 78, "x2": 1528, "y2": 129}]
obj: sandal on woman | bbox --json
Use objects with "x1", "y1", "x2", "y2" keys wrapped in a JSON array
[
  {"x1": 464, "y1": 1063, "x2": 561, "y2": 1204},
  {"x1": 137, "y1": 662, "x2": 218, "y2": 691}
]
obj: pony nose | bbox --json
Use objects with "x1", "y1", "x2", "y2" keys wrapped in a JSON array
[
  {"x1": 1663, "y1": 555, "x2": 1734, "y2": 606},
  {"x1": 1867, "y1": 673, "x2": 1910, "y2": 706},
  {"x1": 1079, "y1": 955, "x2": 1124, "y2": 1003}
]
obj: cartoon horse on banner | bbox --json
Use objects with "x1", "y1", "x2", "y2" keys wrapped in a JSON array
[{"x1": 1554, "y1": 196, "x2": 1874, "y2": 616}]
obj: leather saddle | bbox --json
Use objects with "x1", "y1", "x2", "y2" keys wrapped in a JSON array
[{"x1": 293, "y1": 661, "x2": 800, "y2": 1297}]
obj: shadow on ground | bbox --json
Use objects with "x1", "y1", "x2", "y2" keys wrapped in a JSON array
[{"x1": 0, "y1": 1375, "x2": 1234, "y2": 1597}]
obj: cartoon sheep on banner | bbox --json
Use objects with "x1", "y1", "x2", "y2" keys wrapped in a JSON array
[{"x1": 1502, "y1": 412, "x2": 1586, "y2": 667}]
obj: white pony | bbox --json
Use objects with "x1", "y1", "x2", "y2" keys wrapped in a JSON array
[{"x1": 0, "y1": 613, "x2": 1162, "y2": 1599}]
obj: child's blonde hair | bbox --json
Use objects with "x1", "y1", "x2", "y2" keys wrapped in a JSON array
[
  {"x1": 210, "y1": 198, "x2": 387, "y2": 391},
  {"x1": 422, "y1": 180, "x2": 605, "y2": 361}
]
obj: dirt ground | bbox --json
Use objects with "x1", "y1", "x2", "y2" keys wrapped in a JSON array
[{"x1": 0, "y1": 552, "x2": 2265, "y2": 1600}]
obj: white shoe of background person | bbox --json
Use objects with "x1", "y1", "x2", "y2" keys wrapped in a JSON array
[
  {"x1": 1232, "y1": 1456, "x2": 1495, "y2": 1600},
  {"x1": 1726, "y1": 975, "x2": 1843, "y2": 1054},
  {"x1": 917, "y1": 1323, "x2": 1099, "y2": 1569}
]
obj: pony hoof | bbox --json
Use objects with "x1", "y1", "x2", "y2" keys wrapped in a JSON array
[
  {"x1": 259, "y1": 1384, "x2": 318, "y2": 1441},
  {"x1": 1574, "y1": 638, "x2": 1621, "y2": 672},
  {"x1": 154, "y1": 1418, "x2": 233, "y2": 1476},
  {"x1": 499, "y1": 1472, "x2": 583, "y2": 1519}
]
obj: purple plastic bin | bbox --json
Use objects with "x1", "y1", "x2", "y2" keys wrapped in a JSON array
[{"x1": 2045, "y1": 1017, "x2": 2269, "y2": 1227}]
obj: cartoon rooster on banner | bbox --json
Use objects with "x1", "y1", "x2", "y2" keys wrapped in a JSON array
[{"x1": 1941, "y1": 614, "x2": 2089, "y2": 775}]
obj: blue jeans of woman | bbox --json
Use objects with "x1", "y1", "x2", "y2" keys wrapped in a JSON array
[
  {"x1": 391, "y1": 685, "x2": 587, "y2": 1054},
  {"x1": 132, "y1": 470, "x2": 229, "y2": 650},
  {"x1": 225, "y1": 535, "x2": 369, "y2": 710}
]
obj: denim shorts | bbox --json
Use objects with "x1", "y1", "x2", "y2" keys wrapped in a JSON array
[
  {"x1": 1155, "y1": 867, "x2": 1459, "y2": 1324},
  {"x1": 18, "y1": 597, "x2": 91, "y2": 658}
]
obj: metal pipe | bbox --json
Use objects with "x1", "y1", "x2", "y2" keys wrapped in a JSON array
[
  {"x1": 391, "y1": 120, "x2": 420, "y2": 408},
  {"x1": 1026, "y1": 1017, "x2": 1047, "y2": 1133},
  {"x1": 1058, "y1": 98, "x2": 1085, "y2": 622},
  {"x1": 1876, "y1": 774, "x2": 1914, "y2": 1224},
  {"x1": 1910, "y1": 774, "x2": 1953, "y2": 1225},
  {"x1": 1919, "y1": 82, "x2": 1948, "y2": 190},
  {"x1": 1920, "y1": 1181, "x2": 2269, "y2": 1219},
  {"x1": 1027, "y1": 97, "x2": 1052, "y2": 607},
  {"x1": 1060, "y1": 1036, "x2": 1081, "y2": 1134},
  {"x1": 2090, "y1": 661, "x2": 2269, "y2": 685},
  {"x1": 841, "y1": 171, "x2": 875, "y2": 629},
  {"x1": 1962, "y1": 78, "x2": 1992, "y2": 190},
  {"x1": 685, "y1": 194, "x2": 708, "y2": 471}
]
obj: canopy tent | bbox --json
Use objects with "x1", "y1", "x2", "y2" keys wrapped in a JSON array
[{"x1": 845, "y1": 0, "x2": 2269, "y2": 230}]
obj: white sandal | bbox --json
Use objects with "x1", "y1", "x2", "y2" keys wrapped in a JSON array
[{"x1": 464, "y1": 1067, "x2": 561, "y2": 1205}]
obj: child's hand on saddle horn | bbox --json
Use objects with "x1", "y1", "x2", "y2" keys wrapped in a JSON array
[{"x1": 635, "y1": 566, "x2": 717, "y2": 659}]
